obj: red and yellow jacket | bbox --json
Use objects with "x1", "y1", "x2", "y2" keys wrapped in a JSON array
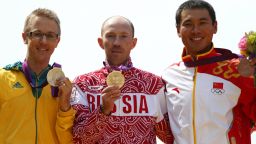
[{"x1": 162, "y1": 47, "x2": 256, "y2": 144}]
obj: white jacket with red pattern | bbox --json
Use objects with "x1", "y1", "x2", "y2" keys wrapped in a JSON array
[
  {"x1": 162, "y1": 47, "x2": 256, "y2": 144},
  {"x1": 71, "y1": 66, "x2": 173, "y2": 144}
]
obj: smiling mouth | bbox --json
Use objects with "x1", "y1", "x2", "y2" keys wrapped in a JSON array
[{"x1": 191, "y1": 37, "x2": 202, "y2": 41}]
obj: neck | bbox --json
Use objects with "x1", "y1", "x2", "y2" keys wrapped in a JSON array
[
  {"x1": 26, "y1": 59, "x2": 49, "y2": 75},
  {"x1": 187, "y1": 43, "x2": 213, "y2": 61},
  {"x1": 104, "y1": 57, "x2": 133, "y2": 72},
  {"x1": 108, "y1": 59, "x2": 128, "y2": 67}
]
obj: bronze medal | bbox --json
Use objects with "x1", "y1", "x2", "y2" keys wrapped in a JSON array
[
  {"x1": 106, "y1": 71, "x2": 125, "y2": 88},
  {"x1": 47, "y1": 68, "x2": 65, "y2": 86}
]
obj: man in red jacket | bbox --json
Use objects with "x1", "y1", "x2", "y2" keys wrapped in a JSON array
[
  {"x1": 162, "y1": 0, "x2": 256, "y2": 144},
  {"x1": 71, "y1": 16, "x2": 173, "y2": 144}
]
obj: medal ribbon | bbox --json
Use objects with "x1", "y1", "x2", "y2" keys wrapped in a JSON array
[
  {"x1": 184, "y1": 48, "x2": 240, "y2": 67},
  {"x1": 50, "y1": 63, "x2": 61, "y2": 97},
  {"x1": 22, "y1": 60, "x2": 61, "y2": 97},
  {"x1": 103, "y1": 57, "x2": 133, "y2": 72}
]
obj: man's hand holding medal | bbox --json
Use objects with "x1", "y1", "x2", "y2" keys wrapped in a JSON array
[
  {"x1": 101, "y1": 71, "x2": 124, "y2": 115},
  {"x1": 47, "y1": 68, "x2": 72, "y2": 112},
  {"x1": 47, "y1": 67, "x2": 66, "y2": 87}
]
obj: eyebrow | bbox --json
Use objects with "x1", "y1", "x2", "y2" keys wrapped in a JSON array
[
  {"x1": 30, "y1": 29, "x2": 59, "y2": 34},
  {"x1": 183, "y1": 16, "x2": 210, "y2": 23},
  {"x1": 106, "y1": 31, "x2": 131, "y2": 35}
]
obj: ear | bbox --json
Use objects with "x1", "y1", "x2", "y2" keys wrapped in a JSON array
[
  {"x1": 213, "y1": 21, "x2": 218, "y2": 34},
  {"x1": 97, "y1": 37, "x2": 104, "y2": 50},
  {"x1": 176, "y1": 26, "x2": 181, "y2": 37},
  {"x1": 22, "y1": 32, "x2": 28, "y2": 44},
  {"x1": 131, "y1": 37, "x2": 137, "y2": 50}
]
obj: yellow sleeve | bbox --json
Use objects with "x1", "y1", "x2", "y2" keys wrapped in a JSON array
[{"x1": 56, "y1": 107, "x2": 76, "y2": 144}]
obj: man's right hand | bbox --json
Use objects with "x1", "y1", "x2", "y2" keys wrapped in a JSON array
[
  {"x1": 101, "y1": 86, "x2": 121, "y2": 115},
  {"x1": 238, "y1": 58, "x2": 256, "y2": 77}
]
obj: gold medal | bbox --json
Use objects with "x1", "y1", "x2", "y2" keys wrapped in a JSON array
[
  {"x1": 106, "y1": 71, "x2": 125, "y2": 88},
  {"x1": 47, "y1": 68, "x2": 65, "y2": 86}
]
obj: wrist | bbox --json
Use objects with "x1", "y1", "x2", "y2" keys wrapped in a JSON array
[
  {"x1": 60, "y1": 105, "x2": 71, "y2": 112},
  {"x1": 100, "y1": 105, "x2": 111, "y2": 116}
]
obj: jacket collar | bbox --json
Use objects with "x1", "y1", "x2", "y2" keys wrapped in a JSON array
[
  {"x1": 182, "y1": 45, "x2": 216, "y2": 63},
  {"x1": 182, "y1": 45, "x2": 239, "y2": 67}
]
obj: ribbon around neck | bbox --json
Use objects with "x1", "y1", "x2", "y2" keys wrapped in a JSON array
[
  {"x1": 103, "y1": 57, "x2": 133, "y2": 72},
  {"x1": 22, "y1": 60, "x2": 61, "y2": 97}
]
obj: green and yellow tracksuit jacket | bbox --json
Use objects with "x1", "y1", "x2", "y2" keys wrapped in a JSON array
[{"x1": 0, "y1": 61, "x2": 75, "y2": 144}]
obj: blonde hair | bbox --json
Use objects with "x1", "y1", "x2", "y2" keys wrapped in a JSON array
[{"x1": 23, "y1": 8, "x2": 61, "y2": 35}]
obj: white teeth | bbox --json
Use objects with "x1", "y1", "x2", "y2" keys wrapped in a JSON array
[{"x1": 192, "y1": 37, "x2": 202, "y2": 41}]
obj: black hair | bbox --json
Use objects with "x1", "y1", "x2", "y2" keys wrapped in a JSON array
[{"x1": 176, "y1": 0, "x2": 216, "y2": 27}]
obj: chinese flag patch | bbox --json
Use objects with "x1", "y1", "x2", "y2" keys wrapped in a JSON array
[{"x1": 213, "y1": 82, "x2": 223, "y2": 89}]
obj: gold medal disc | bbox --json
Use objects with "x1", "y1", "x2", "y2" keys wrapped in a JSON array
[
  {"x1": 47, "y1": 68, "x2": 65, "y2": 87},
  {"x1": 106, "y1": 71, "x2": 125, "y2": 88}
]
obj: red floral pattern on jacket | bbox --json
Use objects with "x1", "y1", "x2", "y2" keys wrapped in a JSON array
[{"x1": 71, "y1": 67, "x2": 173, "y2": 144}]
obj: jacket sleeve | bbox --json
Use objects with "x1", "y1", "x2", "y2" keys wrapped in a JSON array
[
  {"x1": 71, "y1": 85, "x2": 109, "y2": 144},
  {"x1": 154, "y1": 87, "x2": 174, "y2": 144},
  {"x1": 238, "y1": 76, "x2": 256, "y2": 123},
  {"x1": 56, "y1": 108, "x2": 76, "y2": 144}
]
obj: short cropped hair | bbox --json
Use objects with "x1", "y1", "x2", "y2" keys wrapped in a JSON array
[
  {"x1": 23, "y1": 8, "x2": 61, "y2": 35},
  {"x1": 176, "y1": 0, "x2": 216, "y2": 27}
]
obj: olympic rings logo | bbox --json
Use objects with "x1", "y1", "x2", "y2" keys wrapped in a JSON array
[{"x1": 211, "y1": 88, "x2": 225, "y2": 95}]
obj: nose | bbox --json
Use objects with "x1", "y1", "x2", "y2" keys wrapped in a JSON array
[
  {"x1": 192, "y1": 25, "x2": 200, "y2": 33},
  {"x1": 40, "y1": 35, "x2": 48, "y2": 42},
  {"x1": 113, "y1": 36, "x2": 121, "y2": 45}
]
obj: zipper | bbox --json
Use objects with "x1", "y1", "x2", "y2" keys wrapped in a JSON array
[
  {"x1": 192, "y1": 67, "x2": 198, "y2": 144},
  {"x1": 35, "y1": 76, "x2": 40, "y2": 144}
]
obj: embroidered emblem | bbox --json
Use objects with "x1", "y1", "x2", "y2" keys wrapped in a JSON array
[
  {"x1": 12, "y1": 82, "x2": 24, "y2": 88},
  {"x1": 211, "y1": 82, "x2": 225, "y2": 95},
  {"x1": 213, "y1": 62, "x2": 239, "y2": 79}
]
